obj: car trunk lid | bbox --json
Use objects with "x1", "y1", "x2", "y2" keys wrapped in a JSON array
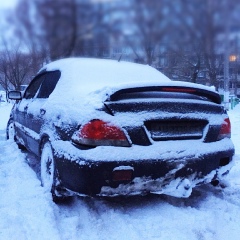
[{"x1": 104, "y1": 85, "x2": 224, "y2": 144}]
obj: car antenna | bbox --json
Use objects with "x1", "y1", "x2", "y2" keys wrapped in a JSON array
[{"x1": 118, "y1": 53, "x2": 122, "y2": 62}]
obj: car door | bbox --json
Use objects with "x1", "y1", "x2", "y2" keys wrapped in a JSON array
[
  {"x1": 25, "y1": 70, "x2": 61, "y2": 155},
  {"x1": 14, "y1": 74, "x2": 46, "y2": 147}
]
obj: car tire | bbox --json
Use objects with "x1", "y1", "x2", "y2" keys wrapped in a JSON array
[
  {"x1": 6, "y1": 120, "x2": 25, "y2": 149},
  {"x1": 40, "y1": 140, "x2": 68, "y2": 203}
]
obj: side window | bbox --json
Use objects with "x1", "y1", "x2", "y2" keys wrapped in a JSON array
[
  {"x1": 36, "y1": 71, "x2": 61, "y2": 98},
  {"x1": 24, "y1": 74, "x2": 46, "y2": 99}
]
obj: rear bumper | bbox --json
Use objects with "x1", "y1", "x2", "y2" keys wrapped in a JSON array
[{"x1": 52, "y1": 139, "x2": 235, "y2": 198}]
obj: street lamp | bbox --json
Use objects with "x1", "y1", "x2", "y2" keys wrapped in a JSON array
[
  {"x1": 223, "y1": 0, "x2": 230, "y2": 110},
  {"x1": 229, "y1": 55, "x2": 237, "y2": 62}
]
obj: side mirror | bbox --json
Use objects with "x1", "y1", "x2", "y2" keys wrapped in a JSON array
[{"x1": 8, "y1": 91, "x2": 22, "y2": 100}]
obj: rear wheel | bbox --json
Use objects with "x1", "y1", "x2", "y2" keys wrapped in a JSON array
[{"x1": 40, "y1": 140, "x2": 68, "y2": 203}]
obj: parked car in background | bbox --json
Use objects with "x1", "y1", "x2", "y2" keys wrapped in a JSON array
[
  {"x1": 7, "y1": 58, "x2": 235, "y2": 202},
  {"x1": 0, "y1": 91, "x2": 6, "y2": 103}
]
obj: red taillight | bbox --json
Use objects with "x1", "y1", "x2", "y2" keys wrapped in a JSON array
[
  {"x1": 218, "y1": 117, "x2": 231, "y2": 140},
  {"x1": 161, "y1": 87, "x2": 196, "y2": 93},
  {"x1": 72, "y1": 119, "x2": 131, "y2": 147}
]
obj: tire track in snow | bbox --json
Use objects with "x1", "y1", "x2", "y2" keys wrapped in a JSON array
[
  {"x1": 51, "y1": 196, "x2": 149, "y2": 240},
  {"x1": 0, "y1": 130, "x2": 62, "y2": 240}
]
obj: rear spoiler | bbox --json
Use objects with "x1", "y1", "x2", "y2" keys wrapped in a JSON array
[{"x1": 108, "y1": 86, "x2": 221, "y2": 104}]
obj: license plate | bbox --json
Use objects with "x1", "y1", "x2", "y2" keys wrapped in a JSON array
[{"x1": 149, "y1": 121, "x2": 204, "y2": 140}]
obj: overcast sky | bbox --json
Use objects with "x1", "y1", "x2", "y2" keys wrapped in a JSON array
[{"x1": 0, "y1": 0, "x2": 17, "y2": 9}]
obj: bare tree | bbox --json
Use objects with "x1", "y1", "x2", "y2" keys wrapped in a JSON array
[
  {"x1": 13, "y1": 0, "x2": 111, "y2": 60},
  {"x1": 120, "y1": 0, "x2": 173, "y2": 65},
  {"x1": 164, "y1": 0, "x2": 240, "y2": 87},
  {"x1": 0, "y1": 42, "x2": 37, "y2": 91},
  {"x1": 32, "y1": 0, "x2": 79, "y2": 60}
]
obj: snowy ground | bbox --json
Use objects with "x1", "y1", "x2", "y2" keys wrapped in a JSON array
[{"x1": 0, "y1": 102, "x2": 240, "y2": 240}]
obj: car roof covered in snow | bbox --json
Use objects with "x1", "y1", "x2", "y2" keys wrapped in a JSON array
[{"x1": 41, "y1": 58, "x2": 217, "y2": 100}]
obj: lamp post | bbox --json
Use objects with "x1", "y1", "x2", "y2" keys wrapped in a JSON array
[{"x1": 223, "y1": 0, "x2": 230, "y2": 110}]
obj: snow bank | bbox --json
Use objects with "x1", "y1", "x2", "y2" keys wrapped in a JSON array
[{"x1": 0, "y1": 103, "x2": 12, "y2": 130}]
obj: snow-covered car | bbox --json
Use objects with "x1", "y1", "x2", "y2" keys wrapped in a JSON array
[{"x1": 6, "y1": 58, "x2": 235, "y2": 202}]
